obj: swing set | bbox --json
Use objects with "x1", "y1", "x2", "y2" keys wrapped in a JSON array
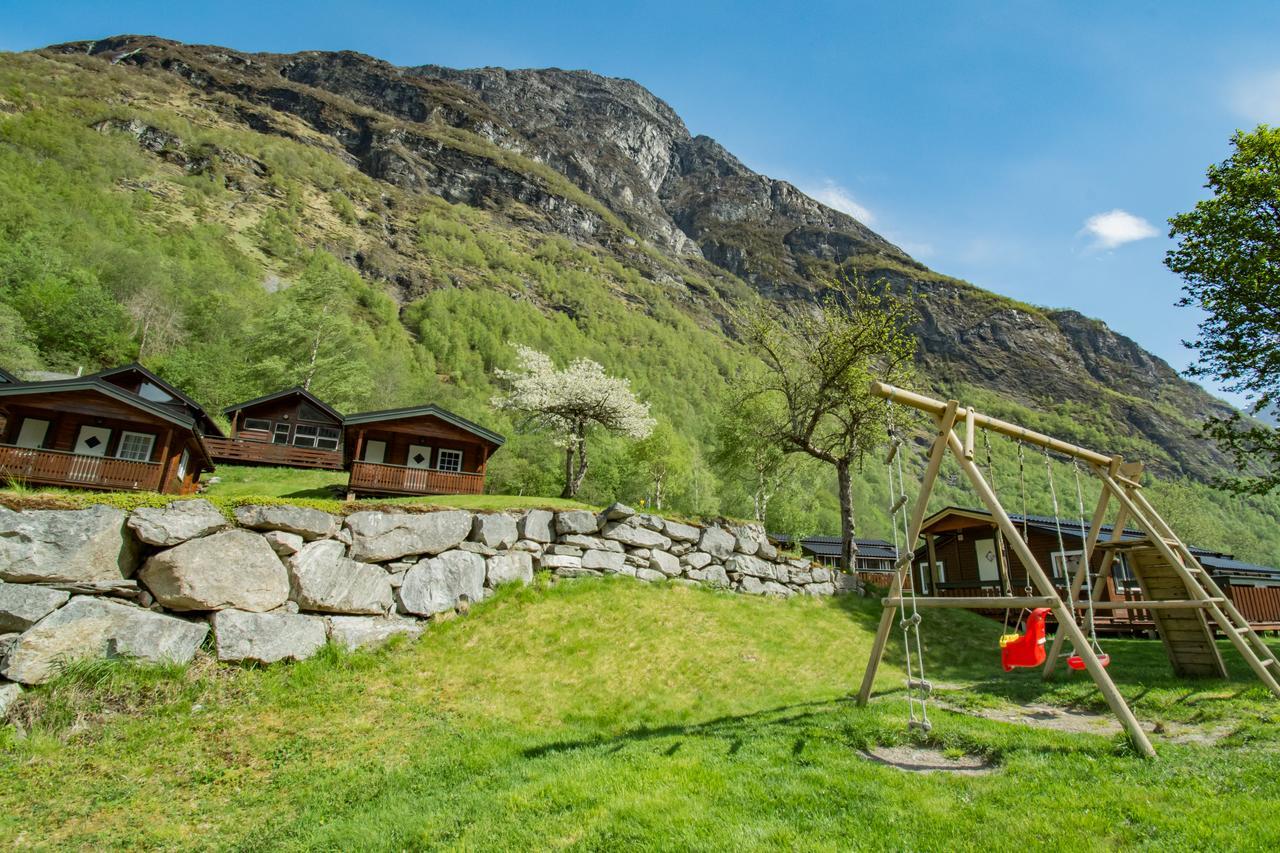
[{"x1": 863, "y1": 382, "x2": 1280, "y2": 758}]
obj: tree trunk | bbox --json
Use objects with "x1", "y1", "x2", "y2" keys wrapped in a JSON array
[
  {"x1": 561, "y1": 425, "x2": 589, "y2": 498},
  {"x1": 836, "y1": 459, "x2": 859, "y2": 573},
  {"x1": 560, "y1": 443, "x2": 576, "y2": 499}
]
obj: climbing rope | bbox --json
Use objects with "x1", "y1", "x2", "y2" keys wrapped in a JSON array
[{"x1": 885, "y1": 404, "x2": 931, "y2": 733}]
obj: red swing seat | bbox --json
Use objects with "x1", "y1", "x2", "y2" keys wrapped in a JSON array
[
  {"x1": 1066, "y1": 652, "x2": 1110, "y2": 670},
  {"x1": 1001, "y1": 608, "x2": 1051, "y2": 672}
]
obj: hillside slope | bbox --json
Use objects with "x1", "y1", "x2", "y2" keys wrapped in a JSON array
[{"x1": 0, "y1": 36, "x2": 1276, "y2": 554}]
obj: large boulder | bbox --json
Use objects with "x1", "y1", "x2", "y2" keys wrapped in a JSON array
[
  {"x1": 345, "y1": 511, "x2": 472, "y2": 562},
  {"x1": 601, "y1": 502, "x2": 636, "y2": 521},
  {"x1": 0, "y1": 582, "x2": 69, "y2": 633},
  {"x1": 211, "y1": 609, "x2": 326, "y2": 664},
  {"x1": 325, "y1": 615, "x2": 423, "y2": 651},
  {"x1": 582, "y1": 549, "x2": 626, "y2": 572},
  {"x1": 682, "y1": 551, "x2": 713, "y2": 570},
  {"x1": 601, "y1": 521, "x2": 670, "y2": 549},
  {"x1": 518, "y1": 510, "x2": 554, "y2": 543},
  {"x1": 233, "y1": 504, "x2": 337, "y2": 541},
  {"x1": 0, "y1": 681, "x2": 21, "y2": 717},
  {"x1": 485, "y1": 552, "x2": 533, "y2": 587},
  {"x1": 127, "y1": 499, "x2": 228, "y2": 547},
  {"x1": 699, "y1": 526, "x2": 736, "y2": 561},
  {"x1": 649, "y1": 550, "x2": 681, "y2": 577},
  {"x1": 727, "y1": 553, "x2": 777, "y2": 580},
  {"x1": 398, "y1": 550, "x2": 485, "y2": 616},
  {"x1": 139, "y1": 530, "x2": 289, "y2": 612},
  {"x1": 663, "y1": 520, "x2": 701, "y2": 543},
  {"x1": 471, "y1": 513, "x2": 518, "y2": 549},
  {"x1": 288, "y1": 541, "x2": 393, "y2": 615},
  {"x1": 2, "y1": 597, "x2": 207, "y2": 685},
  {"x1": 0, "y1": 505, "x2": 139, "y2": 583},
  {"x1": 699, "y1": 565, "x2": 731, "y2": 589},
  {"x1": 555, "y1": 510, "x2": 599, "y2": 536}
]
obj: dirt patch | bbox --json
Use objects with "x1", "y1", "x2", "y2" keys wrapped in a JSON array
[
  {"x1": 936, "y1": 700, "x2": 1126, "y2": 736},
  {"x1": 861, "y1": 745, "x2": 994, "y2": 775}
]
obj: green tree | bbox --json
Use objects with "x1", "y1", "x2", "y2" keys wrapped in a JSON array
[
  {"x1": 1167, "y1": 125, "x2": 1280, "y2": 493},
  {"x1": 0, "y1": 303, "x2": 41, "y2": 374},
  {"x1": 712, "y1": 399, "x2": 800, "y2": 523},
  {"x1": 628, "y1": 419, "x2": 692, "y2": 511},
  {"x1": 734, "y1": 277, "x2": 916, "y2": 572}
]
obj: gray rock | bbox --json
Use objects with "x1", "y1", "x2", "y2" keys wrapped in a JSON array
[
  {"x1": 601, "y1": 502, "x2": 636, "y2": 521},
  {"x1": 739, "y1": 576, "x2": 766, "y2": 595},
  {"x1": 663, "y1": 520, "x2": 700, "y2": 542},
  {"x1": 471, "y1": 513, "x2": 518, "y2": 549},
  {"x1": 345, "y1": 511, "x2": 472, "y2": 562},
  {"x1": 0, "y1": 505, "x2": 139, "y2": 583},
  {"x1": 601, "y1": 522, "x2": 670, "y2": 549},
  {"x1": 805, "y1": 582, "x2": 836, "y2": 596},
  {"x1": 486, "y1": 552, "x2": 533, "y2": 587},
  {"x1": 0, "y1": 681, "x2": 21, "y2": 717},
  {"x1": 762, "y1": 581, "x2": 794, "y2": 597},
  {"x1": 810, "y1": 567, "x2": 833, "y2": 584},
  {"x1": 0, "y1": 582, "x2": 70, "y2": 633},
  {"x1": 726, "y1": 553, "x2": 777, "y2": 580},
  {"x1": 614, "y1": 565, "x2": 638, "y2": 578},
  {"x1": 791, "y1": 571, "x2": 813, "y2": 585},
  {"x1": 0, "y1": 633, "x2": 19, "y2": 667},
  {"x1": 127, "y1": 499, "x2": 228, "y2": 547},
  {"x1": 835, "y1": 573, "x2": 861, "y2": 594},
  {"x1": 582, "y1": 549, "x2": 626, "y2": 572},
  {"x1": 211, "y1": 609, "x2": 326, "y2": 664},
  {"x1": 668, "y1": 542, "x2": 692, "y2": 557},
  {"x1": 756, "y1": 541, "x2": 779, "y2": 561},
  {"x1": 635, "y1": 568, "x2": 667, "y2": 583},
  {"x1": 637, "y1": 514, "x2": 667, "y2": 531},
  {"x1": 682, "y1": 551, "x2": 713, "y2": 570},
  {"x1": 560, "y1": 534, "x2": 621, "y2": 552},
  {"x1": 698, "y1": 565, "x2": 731, "y2": 588},
  {"x1": 398, "y1": 550, "x2": 485, "y2": 616},
  {"x1": 627, "y1": 547, "x2": 652, "y2": 560},
  {"x1": 511, "y1": 539, "x2": 544, "y2": 553},
  {"x1": 518, "y1": 510, "x2": 555, "y2": 543},
  {"x1": 456, "y1": 541, "x2": 498, "y2": 557},
  {"x1": 649, "y1": 550, "x2": 681, "y2": 577},
  {"x1": 263, "y1": 530, "x2": 305, "y2": 557},
  {"x1": 2, "y1": 597, "x2": 207, "y2": 684},
  {"x1": 386, "y1": 571, "x2": 406, "y2": 589},
  {"x1": 539, "y1": 554, "x2": 583, "y2": 570},
  {"x1": 288, "y1": 540, "x2": 393, "y2": 615},
  {"x1": 554, "y1": 567, "x2": 602, "y2": 578},
  {"x1": 548, "y1": 545, "x2": 585, "y2": 557},
  {"x1": 140, "y1": 530, "x2": 289, "y2": 612},
  {"x1": 623, "y1": 553, "x2": 650, "y2": 568},
  {"x1": 233, "y1": 504, "x2": 337, "y2": 541},
  {"x1": 699, "y1": 526, "x2": 736, "y2": 560},
  {"x1": 326, "y1": 615, "x2": 423, "y2": 651},
  {"x1": 555, "y1": 510, "x2": 600, "y2": 535}
]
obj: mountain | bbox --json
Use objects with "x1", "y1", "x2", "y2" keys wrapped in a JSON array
[{"x1": 2, "y1": 34, "x2": 1275, "y2": 556}]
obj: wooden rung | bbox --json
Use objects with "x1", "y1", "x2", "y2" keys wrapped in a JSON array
[
  {"x1": 882, "y1": 596, "x2": 1057, "y2": 609},
  {"x1": 907, "y1": 719, "x2": 933, "y2": 732},
  {"x1": 905, "y1": 678, "x2": 933, "y2": 694},
  {"x1": 884, "y1": 440, "x2": 901, "y2": 465},
  {"x1": 891, "y1": 494, "x2": 909, "y2": 514}
]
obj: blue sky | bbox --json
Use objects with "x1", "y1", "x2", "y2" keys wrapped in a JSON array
[{"x1": 5, "y1": 1, "x2": 1279, "y2": 404}]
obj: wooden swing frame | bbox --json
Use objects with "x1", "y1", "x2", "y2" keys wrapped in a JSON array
[{"x1": 858, "y1": 382, "x2": 1280, "y2": 759}]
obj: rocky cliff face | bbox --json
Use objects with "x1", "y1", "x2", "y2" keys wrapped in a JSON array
[{"x1": 43, "y1": 35, "x2": 1234, "y2": 478}]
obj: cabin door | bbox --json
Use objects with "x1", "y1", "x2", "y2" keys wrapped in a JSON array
[
  {"x1": 362, "y1": 440, "x2": 386, "y2": 464},
  {"x1": 407, "y1": 444, "x2": 432, "y2": 470},
  {"x1": 15, "y1": 418, "x2": 50, "y2": 449},
  {"x1": 974, "y1": 538, "x2": 1000, "y2": 585},
  {"x1": 71, "y1": 424, "x2": 111, "y2": 483}
]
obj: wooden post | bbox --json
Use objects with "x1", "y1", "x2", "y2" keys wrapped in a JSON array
[
  {"x1": 945, "y1": 429, "x2": 1156, "y2": 758},
  {"x1": 994, "y1": 526, "x2": 1012, "y2": 596},
  {"x1": 154, "y1": 429, "x2": 174, "y2": 494},
  {"x1": 857, "y1": 401, "x2": 958, "y2": 706},
  {"x1": 925, "y1": 534, "x2": 940, "y2": 592}
]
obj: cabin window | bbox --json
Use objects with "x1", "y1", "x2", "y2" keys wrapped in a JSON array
[
  {"x1": 117, "y1": 431, "x2": 156, "y2": 462},
  {"x1": 916, "y1": 562, "x2": 931, "y2": 593},
  {"x1": 436, "y1": 448, "x2": 463, "y2": 472},
  {"x1": 273, "y1": 423, "x2": 291, "y2": 445},
  {"x1": 243, "y1": 418, "x2": 272, "y2": 432},
  {"x1": 293, "y1": 424, "x2": 340, "y2": 450},
  {"x1": 1051, "y1": 550, "x2": 1083, "y2": 582},
  {"x1": 177, "y1": 449, "x2": 189, "y2": 481},
  {"x1": 137, "y1": 382, "x2": 175, "y2": 403},
  {"x1": 1112, "y1": 554, "x2": 1139, "y2": 589}
]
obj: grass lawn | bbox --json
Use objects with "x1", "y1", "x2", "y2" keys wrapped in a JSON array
[{"x1": 2, "y1": 579, "x2": 1278, "y2": 850}]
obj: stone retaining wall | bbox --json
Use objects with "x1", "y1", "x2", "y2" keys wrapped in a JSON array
[{"x1": 0, "y1": 500, "x2": 853, "y2": 709}]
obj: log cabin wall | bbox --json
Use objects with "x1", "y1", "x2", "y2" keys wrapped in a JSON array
[
  {"x1": 350, "y1": 417, "x2": 488, "y2": 473},
  {"x1": 229, "y1": 396, "x2": 342, "y2": 448}
]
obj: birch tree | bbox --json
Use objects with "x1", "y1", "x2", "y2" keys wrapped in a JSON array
[
  {"x1": 493, "y1": 346, "x2": 655, "y2": 498},
  {"x1": 734, "y1": 277, "x2": 916, "y2": 572}
]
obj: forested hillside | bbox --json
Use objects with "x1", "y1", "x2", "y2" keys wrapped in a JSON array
[{"x1": 2, "y1": 38, "x2": 1278, "y2": 560}]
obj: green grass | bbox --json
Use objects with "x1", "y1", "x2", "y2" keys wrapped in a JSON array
[{"x1": 2, "y1": 579, "x2": 1278, "y2": 849}]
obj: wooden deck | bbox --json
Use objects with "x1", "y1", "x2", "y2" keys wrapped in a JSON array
[
  {"x1": 347, "y1": 460, "x2": 485, "y2": 496},
  {"x1": 204, "y1": 436, "x2": 344, "y2": 470},
  {"x1": 0, "y1": 445, "x2": 164, "y2": 492}
]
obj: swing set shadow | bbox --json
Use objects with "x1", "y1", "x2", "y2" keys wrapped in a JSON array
[{"x1": 858, "y1": 382, "x2": 1280, "y2": 759}]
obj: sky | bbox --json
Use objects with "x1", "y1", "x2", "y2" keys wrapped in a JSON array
[{"x1": 4, "y1": 1, "x2": 1279, "y2": 405}]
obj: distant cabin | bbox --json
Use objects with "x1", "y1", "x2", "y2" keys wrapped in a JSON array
[
  {"x1": 914, "y1": 506, "x2": 1280, "y2": 632},
  {"x1": 344, "y1": 404, "x2": 504, "y2": 498},
  {"x1": 206, "y1": 388, "x2": 345, "y2": 470},
  {"x1": 0, "y1": 363, "x2": 217, "y2": 495},
  {"x1": 771, "y1": 534, "x2": 899, "y2": 573}
]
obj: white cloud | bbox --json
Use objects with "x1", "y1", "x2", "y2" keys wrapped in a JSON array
[
  {"x1": 1228, "y1": 69, "x2": 1280, "y2": 122},
  {"x1": 1080, "y1": 209, "x2": 1159, "y2": 250},
  {"x1": 805, "y1": 179, "x2": 874, "y2": 224}
]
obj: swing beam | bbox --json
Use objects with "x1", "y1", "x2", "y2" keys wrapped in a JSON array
[{"x1": 859, "y1": 382, "x2": 1280, "y2": 760}]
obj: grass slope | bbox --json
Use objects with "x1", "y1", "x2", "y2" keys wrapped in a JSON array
[{"x1": 2, "y1": 580, "x2": 1278, "y2": 849}]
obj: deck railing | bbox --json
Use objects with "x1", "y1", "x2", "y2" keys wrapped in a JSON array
[
  {"x1": 348, "y1": 460, "x2": 485, "y2": 496},
  {"x1": 0, "y1": 445, "x2": 163, "y2": 492},
  {"x1": 204, "y1": 436, "x2": 344, "y2": 470}
]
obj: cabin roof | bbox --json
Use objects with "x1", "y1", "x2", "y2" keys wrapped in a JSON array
[
  {"x1": 0, "y1": 366, "x2": 17, "y2": 384},
  {"x1": 0, "y1": 377, "x2": 202, "y2": 432},
  {"x1": 343, "y1": 404, "x2": 505, "y2": 447},
  {"x1": 82, "y1": 363, "x2": 225, "y2": 437},
  {"x1": 770, "y1": 534, "x2": 898, "y2": 560},
  {"x1": 224, "y1": 387, "x2": 343, "y2": 423}
]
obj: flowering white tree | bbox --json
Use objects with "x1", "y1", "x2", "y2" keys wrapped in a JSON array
[{"x1": 493, "y1": 346, "x2": 655, "y2": 498}]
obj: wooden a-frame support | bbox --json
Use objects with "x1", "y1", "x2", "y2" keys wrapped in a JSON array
[{"x1": 856, "y1": 383, "x2": 1280, "y2": 760}]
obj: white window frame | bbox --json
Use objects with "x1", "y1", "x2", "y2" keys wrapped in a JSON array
[
  {"x1": 293, "y1": 423, "x2": 340, "y2": 451},
  {"x1": 177, "y1": 449, "x2": 189, "y2": 482},
  {"x1": 917, "y1": 561, "x2": 931, "y2": 594},
  {"x1": 242, "y1": 418, "x2": 272, "y2": 433},
  {"x1": 116, "y1": 431, "x2": 156, "y2": 462},
  {"x1": 1111, "y1": 553, "x2": 1140, "y2": 590},
  {"x1": 436, "y1": 448, "x2": 463, "y2": 472},
  {"x1": 1051, "y1": 549, "x2": 1084, "y2": 583},
  {"x1": 272, "y1": 422, "x2": 292, "y2": 445}
]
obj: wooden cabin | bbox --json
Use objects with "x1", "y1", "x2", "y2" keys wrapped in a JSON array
[
  {"x1": 771, "y1": 534, "x2": 900, "y2": 589},
  {"x1": 914, "y1": 506, "x2": 1280, "y2": 632},
  {"x1": 206, "y1": 388, "x2": 345, "y2": 470},
  {"x1": 343, "y1": 405, "x2": 504, "y2": 497},
  {"x1": 0, "y1": 375, "x2": 215, "y2": 495}
]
